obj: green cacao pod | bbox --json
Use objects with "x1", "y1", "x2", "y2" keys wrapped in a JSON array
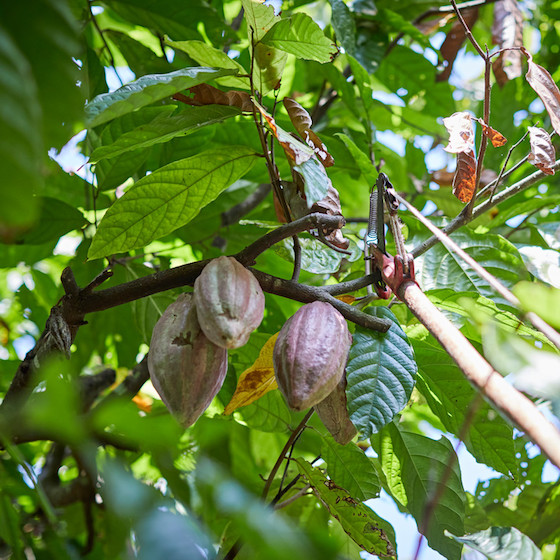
[
  {"x1": 194, "y1": 256, "x2": 265, "y2": 349},
  {"x1": 314, "y1": 375, "x2": 357, "y2": 445},
  {"x1": 273, "y1": 301, "x2": 351, "y2": 411},
  {"x1": 147, "y1": 293, "x2": 228, "y2": 428}
]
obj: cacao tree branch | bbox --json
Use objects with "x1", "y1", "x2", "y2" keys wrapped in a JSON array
[
  {"x1": 411, "y1": 159, "x2": 560, "y2": 257},
  {"x1": 397, "y1": 279, "x2": 560, "y2": 469},
  {"x1": 397, "y1": 192, "x2": 560, "y2": 350},
  {"x1": 221, "y1": 183, "x2": 271, "y2": 226}
]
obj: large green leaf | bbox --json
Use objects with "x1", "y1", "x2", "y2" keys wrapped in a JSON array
[
  {"x1": 446, "y1": 527, "x2": 542, "y2": 560},
  {"x1": 262, "y1": 13, "x2": 339, "y2": 63},
  {"x1": 0, "y1": 25, "x2": 41, "y2": 231},
  {"x1": 85, "y1": 67, "x2": 237, "y2": 127},
  {"x1": 411, "y1": 335, "x2": 518, "y2": 478},
  {"x1": 414, "y1": 230, "x2": 528, "y2": 309},
  {"x1": 89, "y1": 105, "x2": 241, "y2": 164},
  {"x1": 321, "y1": 436, "x2": 380, "y2": 501},
  {"x1": 166, "y1": 39, "x2": 250, "y2": 90},
  {"x1": 296, "y1": 459, "x2": 396, "y2": 558},
  {"x1": 328, "y1": 0, "x2": 357, "y2": 55},
  {"x1": 373, "y1": 422, "x2": 466, "y2": 560},
  {"x1": 293, "y1": 156, "x2": 332, "y2": 207},
  {"x1": 513, "y1": 281, "x2": 560, "y2": 330},
  {"x1": 15, "y1": 197, "x2": 86, "y2": 245},
  {"x1": 242, "y1": 0, "x2": 279, "y2": 42},
  {"x1": 516, "y1": 245, "x2": 560, "y2": 287},
  {"x1": 346, "y1": 307, "x2": 417, "y2": 438},
  {"x1": 87, "y1": 146, "x2": 257, "y2": 259},
  {"x1": 90, "y1": 106, "x2": 176, "y2": 190}
]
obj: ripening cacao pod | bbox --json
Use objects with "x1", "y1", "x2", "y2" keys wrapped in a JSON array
[
  {"x1": 147, "y1": 293, "x2": 228, "y2": 428},
  {"x1": 194, "y1": 256, "x2": 265, "y2": 349},
  {"x1": 273, "y1": 301, "x2": 352, "y2": 411},
  {"x1": 314, "y1": 375, "x2": 357, "y2": 445}
]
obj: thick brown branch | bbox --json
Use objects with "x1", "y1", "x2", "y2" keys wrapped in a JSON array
[{"x1": 398, "y1": 280, "x2": 560, "y2": 469}]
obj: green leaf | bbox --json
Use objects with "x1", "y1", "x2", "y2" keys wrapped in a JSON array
[
  {"x1": 15, "y1": 197, "x2": 85, "y2": 245},
  {"x1": 321, "y1": 436, "x2": 380, "y2": 501},
  {"x1": 89, "y1": 105, "x2": 241, "y2": 164},
  {"x1": 446, "y1": 527, "x2": 542, "y2": 560},
  {"x1": 513, "y1": 281, "x2": 560, "y2": 330},
  {"x1": 87, "y1": 146, "x2": 257, "y2": 259},
  {"x1": 166, "y1": 39, "x2": 250, "y2": 89},
  {"x1": 296, "y1": 459, "x2": 396, "y2": 558},
  {"x1": 293, "y1": 156, "x2": 332, "y2": 207},
  {"x1": 373, "y1": 422, "x2": 466, "y2": 560},
  {"x1": 242, "y1": 0, "x2": 279, "y2": 42},
  {"x1": 239, "y1": 391, "x2": 291, "y2": 433},
  {"x1": 516, "y1": 245, "x2": 560, "y2": 287},
  {"x1": 328, "y1": 0, "x2": 357, "y2": 55},
  {"x1": 411, "y1": 335, "x2": 518, "y2": 478},
  {"x1": 335, "y1": 133, "x2": 376, "y2": 184},
  {"x1": 274, "y1": 236, "x2": 361, "y2": 274},
  {"x1": 90, "y1": 106, "x2": 176, "y2": 190},
  {"x1": 346, "y1": 307, "x2": 417, "y2": 438},
  {"x1": 536, "y1": 222, "x2": 560, "y2": 250},
  {"x1": 85, "y1": 67, "x2": 238, "y2": 127},
  {"x1": 414, "y1": 231, "x2": 528, "y2": 309},
  {"x1": 254, "y1": 43, "x2": 287, "y2": 95},
  {"x1": 261, "y1": 13, "x2": 339, "y2": 63},
  {"x1": 0, "y1": 25, "x2": 41, "y2": 231}
]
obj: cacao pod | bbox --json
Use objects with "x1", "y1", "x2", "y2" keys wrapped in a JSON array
[
  {"x1": 314, "y1": 375, "x2": 357, "y2": 445},
  {"x1": 273, "y1": 301, "x2": 351, "y2": 411},
  {"x1": 194, "y1": 256, "x2": 265, "y2": 349},
  {"x1": 147, "y1": 293, "x2": 228, "y2": 428}
]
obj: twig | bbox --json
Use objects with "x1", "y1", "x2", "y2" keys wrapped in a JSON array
[
  {"x1": 397, "y1": 192, "x2": 560, "y2": 350},
  {"x1": 221, "y1": 183, "x2": 271, "y2": 226},
  {"x1": 291, "y1": 235, "x2": 302, "y2": 282},
  {"x1": 262, "y1": 409, "x2": 314, "y2": 500},
  {"x1": 450, "y1": 0, "x2": 485, "y2": 57},
  {"x1": 274, "y1": 485, "x2": 311, "y2": 510},
  {"x1": 411, "y1": 159, "x2": 560, "y2": 258}
]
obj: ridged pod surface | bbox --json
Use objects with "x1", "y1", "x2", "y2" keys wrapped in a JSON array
[
  {"x1": 194, "y1": 256, "x2": 265, "y2": 349},
  {"x1": 314, "y1": 375, "x2": 357, "y2": 445},
  {"x1": 273, "y1": 301, "x2": 352, "y2": 411},
  {"x1": 147, "y1": 293, "x2": 228, "y2": 428}
]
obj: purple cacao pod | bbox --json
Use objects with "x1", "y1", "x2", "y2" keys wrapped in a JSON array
[
  {"x1": 194, "y1": 256, "x2": 265, "y2": 349},
  {"x1": 315, "y1": 375, "x2": 357, "y2": 445},
  {"x1": 147, "y1": 293, "x2": 228, "y2": 428},
  {"x1": 273, "y1": 301, "x2": 352, "y2": 411}
]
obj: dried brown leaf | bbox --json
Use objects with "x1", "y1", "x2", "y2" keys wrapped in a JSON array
[
  {"x1": 431, "y1": 169, "x2": 455, "y2": 186},
  {"x1": 492, "y1": 0, "x2": 524, "y2": 87},
  {"x1": 453, "y1": 149, "x2": 477, "y2": 203},
  {"x1": 311, "y1": 183, "x2": 349, "y2": 250},
  {"x1": 255, "y1": 101, "x2": 314, "y2": 165},
  {"x1": 528, "y1": 126, "x2": 556, "y2": 175},
  {"x1": 476, "y1": 118, "x2": 508, "y2": 147},
  {"x1": 436, "y1": 8, "x2": 479, "y2": 82},
  {"x1": 443, "y1": 111, "x2": 475, "y2": 153},
  {"x1": 283, "y1": 98, "x2": 334, "y2": 167},
  {"x1": 523, "y1": 48, "x2": 560, "y2": 136},
  {"x1": 173, "y1": 83, "x2": 254, "y2": 112}
]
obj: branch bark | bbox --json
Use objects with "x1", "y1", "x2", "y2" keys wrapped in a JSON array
[{"x1": 398, "y1": 280, "x2": 560, "y2": 469}]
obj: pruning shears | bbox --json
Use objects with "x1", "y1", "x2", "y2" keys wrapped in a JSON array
[{"x1": 364, "y1": 173, "x2": 416, "y2": 300}]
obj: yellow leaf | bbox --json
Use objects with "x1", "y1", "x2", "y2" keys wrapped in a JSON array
[
  {"x1": 224, "y1": 333, "x2": 279, "y2": 415},
  {"x1": 335, "y1": 294, "x2": 356, "y2": 304}
]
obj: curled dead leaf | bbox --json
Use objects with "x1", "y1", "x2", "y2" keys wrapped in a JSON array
[
  {"x1": 476, "y1": 118, "x2": 508, "y2": 147},
  {"x1": 523, "y1": 48, "x2": 560, "y2": 136},
  {"x1": 528, "y1": 126, "x2": 556, "y2": 175},
  {"x1": 283, "y1": 97, "x2": 334, "y2": 167},
  {"x1": 173, "y1": 83, "x2": 254, "y2": 112},
  {"x1": 492, "y1": 0, "x2": 524, "y2": 87},
  {"x1": 443, "y1": 111, "x2": 475, "y2": 153},
  {"x1": 452, "y1": 149, "x2": 477, "y2": 203},
  {"x1": 224, "y1": 333, "x2": 279, "y2": 415}
]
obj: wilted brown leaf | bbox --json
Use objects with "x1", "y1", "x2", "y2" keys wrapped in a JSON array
[
  {"x1": 453, "y1": 149, "x2": 477, "y2": 203},
  {"x1": 443, "y1": 111, "x2": 475, "y2": 153},
  {"x1": 283, "y1": 98, "x2": 334, "y2": 167},
  {"x1": 224, "y1": 333, "x2": 279, "y2": 415},
  {"x1": 436, "y1": 8, "x2": 479, "y2": 82},
  {"x1": 311, "y1": 183, "x2": 349, "y2": 250},
  {"x1": 528, "y1": 126, "x2": 556, "y2": 175},
  {"x1": 432, "y1": 167, "x2": 497, "y2": 188},
  {"x1": 523, "y1": 48, "x2": 560, "y2": 136},
  {"x1": 173, "y1": 83, "x2": 254, "y2": 112},
  {"x1": 255, "y1": 101, "x2": 314, "y2": 165},
  {"x1": 476, "y1": 118, "x2": 508, "y2": 147},
  {"x1": 492, "y1": 0, "x2": 524, "y2": 87}
]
